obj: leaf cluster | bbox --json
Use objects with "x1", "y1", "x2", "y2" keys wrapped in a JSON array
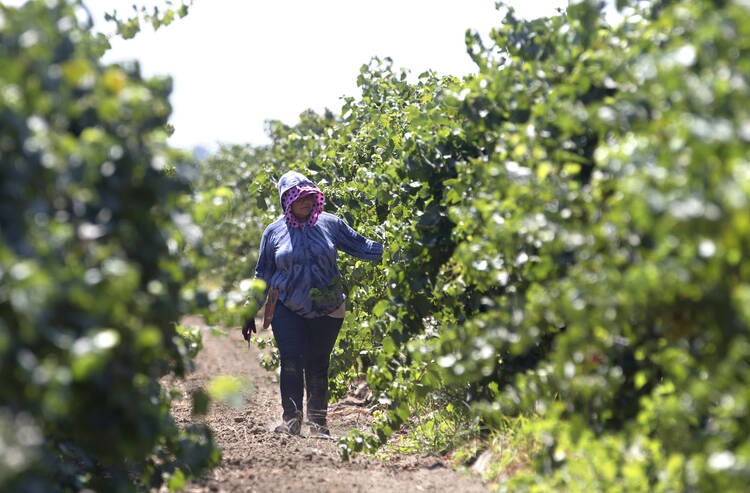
[{"x1": 104, "y1": 0, "x2": 192, "y2": 40}]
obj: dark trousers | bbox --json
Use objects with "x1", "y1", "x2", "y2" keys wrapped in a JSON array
[{"x1": 271, "y1": 302, "x2": 343, "y2": 425}]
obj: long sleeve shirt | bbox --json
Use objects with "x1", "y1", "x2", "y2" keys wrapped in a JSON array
[{"x1": 254, "y1": 212, "x2": 384, "y2": 318}]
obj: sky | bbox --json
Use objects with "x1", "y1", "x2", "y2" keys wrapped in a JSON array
[
  {"x1": 14, "y1": 0, "x2": 578, "y2": 150},
  {"x1": 92, "y1": 0, "x2": 581, "y2": 151}
]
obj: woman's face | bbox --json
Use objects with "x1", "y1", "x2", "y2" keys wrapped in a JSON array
[{"x1": 290, "y1": 193, "x2": 316, "y2": 219}]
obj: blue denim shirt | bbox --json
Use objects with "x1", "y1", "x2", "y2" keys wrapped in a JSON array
[{"x1": 254, "y1": 172, "x2": 384, "y2": 318}]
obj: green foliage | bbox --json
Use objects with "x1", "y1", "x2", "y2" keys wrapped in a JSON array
[
  {"x1": 189, "y1": 0, "x2": 750, "y2": 490},
  {"x1": 175, "y1": 323, "x2": 203, "y2": 360},
  {"x1": 207, "y1": 375, "x2": 253, "y2": 410},
  {"x1": 0, "y1": 1, "x2": 220, "y2": 491},
  {"x1": 251, "y1": 334, "x2": 280, "y2": 371},
  {"x1": 380, "y1": 398, "x2": 480, "y2": 458},
  {"x1": 104, "y1": 1, "x2": 193, "y2": 40}
]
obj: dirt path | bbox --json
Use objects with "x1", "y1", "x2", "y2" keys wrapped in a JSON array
[{"x1": 169, "y1": 317, "x2": 489, "y2": 493}]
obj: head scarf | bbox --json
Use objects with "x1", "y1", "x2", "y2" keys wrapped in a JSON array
[{"x1": 281, "y1": 184, "x2": 325, "y2": 228}]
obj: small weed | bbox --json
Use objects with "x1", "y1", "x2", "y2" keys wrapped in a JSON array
[
  {"x1": 466, "y1": 415, "x2": 541, "y2": 490},
  {"x1": 377, "y1": 392, "x2": 481, "y2": 460}
]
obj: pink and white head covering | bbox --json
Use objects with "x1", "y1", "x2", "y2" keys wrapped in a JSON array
[{"x1": 282, "y1": 184, "x2": 325, "y2": 228}]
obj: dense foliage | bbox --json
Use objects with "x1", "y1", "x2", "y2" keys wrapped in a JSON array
[
  {"x1": 193, "y1": 0, "x2": 750, "y2": 490},
  {"x1": 0, "y1": 1, "x2": 240, "y2": 491}
]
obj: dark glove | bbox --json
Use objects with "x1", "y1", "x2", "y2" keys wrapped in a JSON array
[{"x1": 241, "y1": 318, "x2": 256, "y2": 342}]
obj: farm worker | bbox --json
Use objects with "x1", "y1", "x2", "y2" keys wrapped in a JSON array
[{"x1": 244, "y1": 170, "x2": 383, "y2": 436}]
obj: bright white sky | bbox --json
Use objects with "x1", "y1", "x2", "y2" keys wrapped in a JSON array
[{"x1": 92, "y1": 0, "x2": 579, "y2": 150}]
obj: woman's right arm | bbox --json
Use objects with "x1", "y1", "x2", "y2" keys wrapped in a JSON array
[
  {"x1": 243, "y1": 226, "x2": 276, "y2": 338},
  {"x1": 254, "y1": 226, "x2": 276, "y2": 298}
]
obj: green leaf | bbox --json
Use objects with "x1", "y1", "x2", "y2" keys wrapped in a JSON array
[
  {"x1": 381, "y1": 336, "x2": 396, "y2": 355},
  {"x1": 168, "y1": 469, "x2": 185, "y2": 492},
  {"x1": 373, "y1": 300, "x2": 389, "y2": 317}
]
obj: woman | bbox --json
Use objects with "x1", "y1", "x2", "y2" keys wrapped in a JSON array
[{"x1": 247, "y1": 170, "x2": 383, "y2": 436}]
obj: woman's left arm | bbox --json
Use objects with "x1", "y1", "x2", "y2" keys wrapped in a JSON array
[{"x1": 335, "y1": 217, "x2": 384, "y2": 261}]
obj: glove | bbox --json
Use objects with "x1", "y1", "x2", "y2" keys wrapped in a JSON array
[{"x1": 241, "y1": 318, "x2": 256, "y2": 343}]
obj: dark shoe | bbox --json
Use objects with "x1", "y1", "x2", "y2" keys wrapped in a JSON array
[
  {"x1": 274, "y1": 417, "x2": 301, "y2": 435},
  {"x1": 307, "y1": 422, "x2": 330, "y2": 437}
]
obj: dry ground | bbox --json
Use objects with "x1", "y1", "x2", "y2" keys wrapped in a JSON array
[{"x1": 168, "y1": 317, "x2": 489, "y2": 493}]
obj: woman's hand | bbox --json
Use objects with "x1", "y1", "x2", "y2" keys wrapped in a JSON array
[{"x1": 241, "y1": 318, "x2": 256, "y2": 346}]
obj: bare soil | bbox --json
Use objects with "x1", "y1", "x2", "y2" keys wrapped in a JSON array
[{"x1": 169, "y1": 317, "x2": 489, "y2": 493}]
